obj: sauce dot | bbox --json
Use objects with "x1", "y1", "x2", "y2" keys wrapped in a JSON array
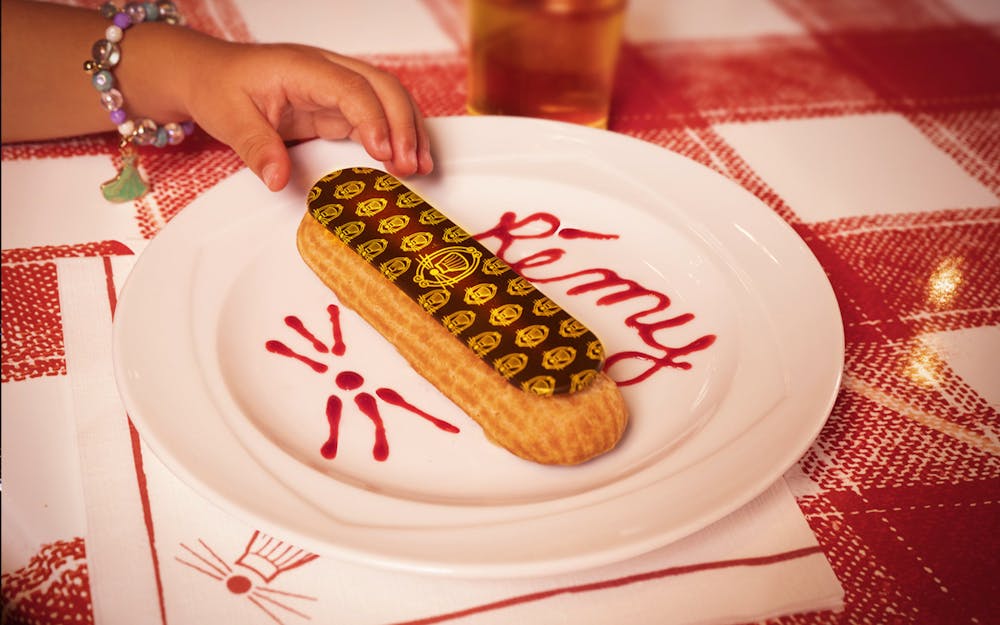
[{"x1": 336, "y1": 371, "x2": 364, "y2": 390}]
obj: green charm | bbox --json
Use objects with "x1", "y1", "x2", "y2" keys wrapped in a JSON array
[{"x1": 101, "y1": 152, "x2": 149, "y2": 202}]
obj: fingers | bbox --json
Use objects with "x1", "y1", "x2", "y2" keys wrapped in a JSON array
[
  {"x1": 400, "y1": 90, "x2": 434, "y2": 176},
  {"x1": 361, "y1": 71, "x2": 422, "y2": 177},
  {"x1": 412, "y1": 94, "x2": 434, "y2": 175},
  {"x1": 190, "y1": 43, "x2": 433, "y2": 193},
  {"x1": 318, "y1": 66, "x2": 395, "y2": 165},
  {"x1": 203, "y1": 95, "x2": 292, "y2": 191},
  {"x1": 312, "y1": 50, "x2": 432, "y2": 176}
]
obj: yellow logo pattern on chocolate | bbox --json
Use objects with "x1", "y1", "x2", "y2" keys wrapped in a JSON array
[
  {"x1": 483, "y1": 258, "x2": 511, "y2": 276},
  {"x1": 334, "y1": 180, "x2": 365, "y2": 199},
  {"x1": 419, "y1": 208, "x2": 447, "y2": 226},
  {"x1": 489, "y1": 304, "x2": 523, "y2": 327},
  {"x1": 357, "y1": 238, "x2": 387, "y2": 261},
  {"x1": 570, "y1": 369, "x2": 598, "y2": 392},
  {"x1": 464, "y1": 283, "x2": 498, "y2": 306},
  {"x1": 523, "y1": 375, "x2": 557, "y2": 395},
  {"x1": 396, "y1": 191, "x2": 424, "y2": 208},
  {"x1": 374, "y1": 174, "x2": 402, "y2": 191},
  {"x1": 380, "y1": 257, "x2": 412, "y2": 281},
  {"x1": 312, "y1": 203, "x2": 344, "y2": 225},
  {"x1": 494, "y1": 353, "x2": 528, "y2": 379},
  {"x1": 414, "y1": 246, "x2": 482, "y2": 288},
  {"x1": 356, "y1": 197, "x2": 387, "y2": 217},
  {"x1": 532, "y1": 297, "x2": 562, "y2": 317},
  {"x1": 559, "y1": 318, "x2": 589, "y2": 338},
  {"x1": 443, "y1": 310, "x2": 476, "y2": 335},
  {"x1": 587, "y1": 340, "x2": 606, "y2": 361},
  {"x1": 418, "y1": 288, "x2": 450, "y2": 314},
  {"x1": 442, "y1": 225, "x2": 471, "y2": 243},
  {"x1": 307, "y1": 168, "x2": 607, "y2": 396},
  {"x1": 469, "y1": 331, "x2": 502, "y2": 356},
  {"x1": 378, "y1": 214, "x2": 410, "y2": 234},
  {"x1": 336, "y1": 221, "x2": 365, "y2": 243},
  {"x1": 515, "y1": 325, "x2": 549, "y2": 348},
  {"x1": 506, "y1": 276, "x2": 535, "y2": 296},
  {"x1": 542, "y1": 346, "x2": 577, "y2": 370},
  {"x1": 401, "y1": 231, "x2": 433, "y2": 252}
]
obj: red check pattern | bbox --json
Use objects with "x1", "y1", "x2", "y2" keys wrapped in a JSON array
[{"x1": 2, "y1": 0, "x2": 997, "y2": 623}]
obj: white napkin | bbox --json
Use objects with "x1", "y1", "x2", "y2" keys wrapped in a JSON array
[{"x1": 58, "y1": 249, "x2": 842, "y2": 625}]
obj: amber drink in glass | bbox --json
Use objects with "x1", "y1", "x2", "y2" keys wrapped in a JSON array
[{"x1": 467, "y1": 0, "x2": 627, "y2": 128}]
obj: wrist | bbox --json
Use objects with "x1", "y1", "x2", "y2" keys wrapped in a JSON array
[
  {"x1": 109, "y1": 20, "x2": 200, "y2": 123},
  {"x1": 82, "y1": 2, "x2": 201, "y2": 201}
]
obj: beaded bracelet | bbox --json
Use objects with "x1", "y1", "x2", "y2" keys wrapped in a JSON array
[{"x1": 84, "y1": 1, "x2": 194, "y2": 202}]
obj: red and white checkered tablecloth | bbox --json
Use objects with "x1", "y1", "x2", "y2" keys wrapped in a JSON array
[{"x1": 2, "y1": 1, "x2": 998, "y2": 624}]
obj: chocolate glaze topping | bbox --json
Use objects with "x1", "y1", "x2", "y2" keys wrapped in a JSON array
[{"x1": 306, "y1": 167, "x2": 605, "y2": 396}]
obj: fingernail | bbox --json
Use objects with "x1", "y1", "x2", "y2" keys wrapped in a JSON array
[{"x1": 261, "y1": 163, "x2": 279, "y2": 190}]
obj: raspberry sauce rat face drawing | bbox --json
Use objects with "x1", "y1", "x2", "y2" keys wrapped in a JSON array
[{"x1": 265, "y1": 303, "x2": 460, "y2": 462}]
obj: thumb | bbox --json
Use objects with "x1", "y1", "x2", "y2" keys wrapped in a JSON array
[
  {"x1": 237, "y1": 126, "x2": 291, "y2": 192},
  {"x1": 208, "y1": 104, "x2": 292, "y2": 192}
]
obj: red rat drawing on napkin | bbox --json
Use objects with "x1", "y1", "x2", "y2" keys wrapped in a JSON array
[{"x1": 177, "y1": 531, "x2": 318, "y2": 623}]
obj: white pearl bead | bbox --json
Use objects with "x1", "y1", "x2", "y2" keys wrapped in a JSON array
[
  {"x1": 117, "y1": 120, "x2": 136, "y2": 137},
  {"x1": 105, "y1": 25, "x2": 123, "y2": 43}
]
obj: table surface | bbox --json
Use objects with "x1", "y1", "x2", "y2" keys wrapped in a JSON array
[{"x1": 2, "y1": 1, "x2": 998, "y2": 624}]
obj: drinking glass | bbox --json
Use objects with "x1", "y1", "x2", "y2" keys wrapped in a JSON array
[{"x1": 467, "y1": 0, "x2": 627, "y2": 129}]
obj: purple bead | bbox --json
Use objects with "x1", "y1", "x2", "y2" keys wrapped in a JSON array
[
  {"x1": 181, "y1": 120, "x2": 195, "y2": 136},
  {"x1": 113, "y1": 12, "x2": 131, "y2": 29},
  {"x1": 110, "y1": 109, "x2": 128, "y2": 125}
]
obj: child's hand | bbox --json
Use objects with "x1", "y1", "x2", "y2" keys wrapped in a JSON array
[
  {"x1": 0, "y1": 0, "x2": 433, "y2": 192},
  {"x1": 183, "y1": 39, "x2": 433, "y2": 191}
]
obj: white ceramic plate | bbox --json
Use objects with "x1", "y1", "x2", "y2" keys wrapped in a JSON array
[{"x1": 112, "y1": 116, "x2": 843, "y2": 578}]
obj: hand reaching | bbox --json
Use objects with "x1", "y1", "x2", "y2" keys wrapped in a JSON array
[
  {"x1": 0, "y1": 0, "x2": 434, "y2": 192},
  {"x1": 182, "y1": 40, "x2": 434, "y2": 191}
]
